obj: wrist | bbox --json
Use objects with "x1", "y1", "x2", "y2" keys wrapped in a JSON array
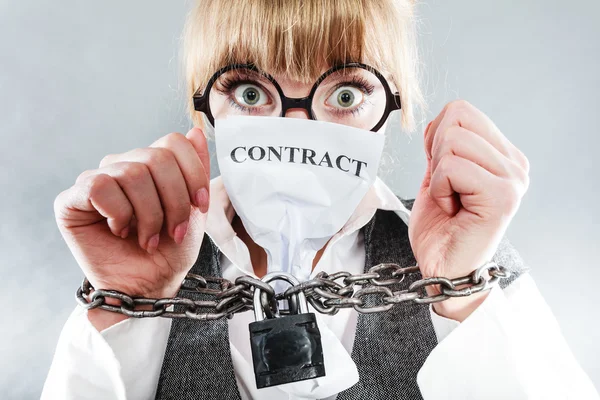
[
  {"x1": 422, "y1": 263, "x2": 497, "y2": 322},
  {"x1": 85, "y1": 288, "x2": 159, "y2": 332},
  {"x1": 430, "y1": 288, "x2": 490, "y2": 322},
  {"x1": 87, "y1": 307, "x2": 130, "y2": 332}
]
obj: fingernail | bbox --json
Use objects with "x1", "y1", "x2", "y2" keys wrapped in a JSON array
[
  {"x1": 147, "y1": 234, "x2": 160, "y2": 254},
  {"x1": 120, "y1": 226, "x2": 129, "y2": 239},
  {"x1": 174, "y1": 221, "x2": 189, "y2": 244},
  {"x1": 195, "y1": 187, "x2": 209, "y2": 213}
]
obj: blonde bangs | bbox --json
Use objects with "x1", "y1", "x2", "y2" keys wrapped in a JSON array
[{"x1": 182, "y1": 0, "x2": 422, "y2": 132}]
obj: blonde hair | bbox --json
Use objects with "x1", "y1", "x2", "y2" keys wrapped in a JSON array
[{"x1": 181, "y1": 0, "x2": 422, "y2": 134}]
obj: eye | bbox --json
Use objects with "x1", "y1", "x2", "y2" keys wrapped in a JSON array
[
  {"x1": 233, "y1": 84, "x2": 268, "y2": 107},
  {"x1": 326, "y1": 86, "x2": 364, "y2": 109}
]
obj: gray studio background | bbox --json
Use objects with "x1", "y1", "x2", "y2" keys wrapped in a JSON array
[{"x1": 1, "y1": 0, "x2": 599, "y2": 398}]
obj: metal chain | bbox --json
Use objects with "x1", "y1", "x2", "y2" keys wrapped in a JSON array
[{"x1": 75, "y1": 261, "x2": 511, "y2": 321}]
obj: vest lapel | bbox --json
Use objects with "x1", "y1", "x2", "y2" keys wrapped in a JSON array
[
  {"x1": 337, "y1": 202, "x2": 437, "y2": 400},
  {"x1": 154, "y1": 235, "x2": 242, "y2": 400}
]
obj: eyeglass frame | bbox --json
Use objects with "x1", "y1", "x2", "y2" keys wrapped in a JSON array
[{"x1": 192, "y1": 62, "x2": 401, "y2": 132}]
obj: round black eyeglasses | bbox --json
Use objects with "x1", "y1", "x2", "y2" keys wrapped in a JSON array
[{"x1": 193, "y1": 62, "x2": 401, "y2": 132}]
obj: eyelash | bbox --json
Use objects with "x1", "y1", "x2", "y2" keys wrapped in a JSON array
[{"x1": 215, "y1": 75, "x2": 375, "y2": 116}]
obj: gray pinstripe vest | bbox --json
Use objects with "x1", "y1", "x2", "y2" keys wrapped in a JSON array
[{"x1": 155, "y1": 199, "x2": 525, "y2": 399}]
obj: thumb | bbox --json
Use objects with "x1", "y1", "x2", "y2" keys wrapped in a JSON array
[
  {"x1": 423, "y1": 120, "x2": 434, "y2": 162},
  {"x1": 186, "y1": 127, "x2": 211, "y2": 182},
  {"x1": 421, "y1": 121, "x2": 434, "y2": 197}
]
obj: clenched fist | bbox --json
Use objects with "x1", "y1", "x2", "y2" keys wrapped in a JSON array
[
  {"x1": 54, "y1": 127, "x2": 210, "y2": 329},
  {"x1": 409, "y1": 100, "x2": 530, "y2": 322}
]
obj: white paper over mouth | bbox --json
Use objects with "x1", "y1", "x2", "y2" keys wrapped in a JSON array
[{"x1": 215, "y1": 116, "x2": 385, "y2": 288}]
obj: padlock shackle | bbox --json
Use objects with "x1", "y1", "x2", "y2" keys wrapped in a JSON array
[{"x1": 253, "y1": 272, "x2": 309, "y2": 321}]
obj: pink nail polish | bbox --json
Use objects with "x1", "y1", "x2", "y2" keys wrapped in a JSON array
[
  {"x1": 174, "y1": 221, "x2": 189, "y2": 244},
  {"x1": 147, "y1": 234, "x2": 160, "y2": 254},
  {"x1": 195, "y1": 188, "x2": 209, "y2": 213}
]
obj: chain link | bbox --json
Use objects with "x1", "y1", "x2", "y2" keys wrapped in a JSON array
[{"x1": 76, "y1": 261, "x2": 510, "y2": 321}]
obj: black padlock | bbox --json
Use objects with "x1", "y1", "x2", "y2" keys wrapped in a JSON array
[{"x1": 249, "y1": 272, "x2": 326, "y2": 389}]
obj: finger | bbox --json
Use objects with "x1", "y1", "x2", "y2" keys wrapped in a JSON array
[
  {"x1": 149, "y1": 131, "x2": 209, "y2": 212},
  {"x1": 56, "y1": 173, "x2": 133, "y2": 238},
  {"x1": 424, "y1": 109, "x2": 447, "y2": 160},
  {"x1": 423, "y1": 121, "x2": 434, "y2": 161},
  {"x1": 429, "y1": 154, "x2": 500, "y2": 217},
  {"x1": 431, "y1": 126, "x2": 525, "y2": 180},
  {"x1": 186, "y1": 127, "x2": 211, "y2": 213},
  {"x1": 185, "y1": 127, "x2": 210, "y2": 182},
  {"x1": 99, "y1": 147, "x2": 191, "y2": 244},
  {"x1": 76, "y1": 162, "x2": 164, "y2": 252}
]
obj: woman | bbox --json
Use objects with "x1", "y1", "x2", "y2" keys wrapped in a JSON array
[{"x1": 42, "y1": 0, "x2": 598, "y2": 399}]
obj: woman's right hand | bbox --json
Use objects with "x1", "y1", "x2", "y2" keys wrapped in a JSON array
[{"x1": 54, "y1": 127, "x2": 210, "y2": 329}]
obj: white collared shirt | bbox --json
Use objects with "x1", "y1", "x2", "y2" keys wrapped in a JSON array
[{"x1": 41, "y1": 176, "x2": 599, "y2": 400}]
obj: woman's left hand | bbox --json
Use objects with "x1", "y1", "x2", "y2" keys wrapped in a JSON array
[{"x1": 408, "y1": 100, "x2": 530, "y2": 322}]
